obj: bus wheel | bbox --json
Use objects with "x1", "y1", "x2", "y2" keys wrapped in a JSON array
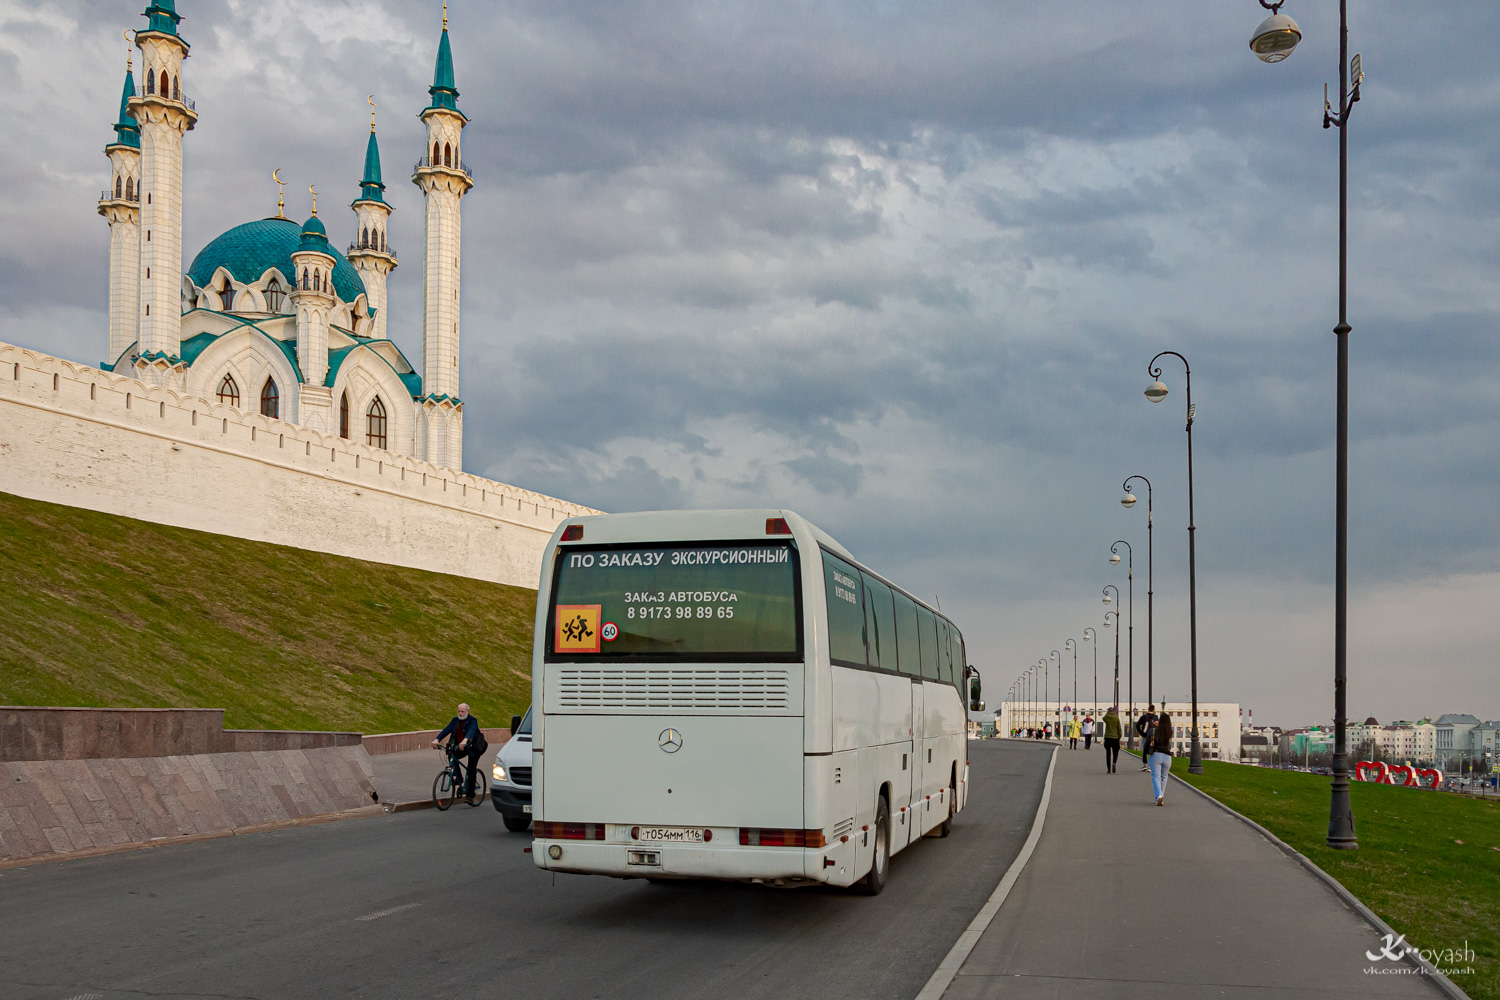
[
  {"x1": 938, "y1": 778, "x2": 955, "y2": 838},
  {"x1": 858, "y1": 797, "x2": 889, "y2": 896}
]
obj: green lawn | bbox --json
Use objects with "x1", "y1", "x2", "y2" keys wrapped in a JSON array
[
  {"x1": 0, "y1": 491, "x2": 538, "y2": 734},
  {"x1": 1167, "y1": 756, "x2": 1500, "y2": 1000}
]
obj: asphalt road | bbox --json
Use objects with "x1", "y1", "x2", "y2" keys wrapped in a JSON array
[{"x1": 0, "y1": 739, "x2": 1052, "y2": 1000}]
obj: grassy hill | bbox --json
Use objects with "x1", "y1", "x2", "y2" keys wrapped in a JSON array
[{"x1": 0, "y1": 491, "x2": 538, "y2": 734}]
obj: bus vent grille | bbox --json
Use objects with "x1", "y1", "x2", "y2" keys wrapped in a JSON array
[
  {"x1": 556, "y1": 668, "x2": 792, "y2": 710},
  {"x1": 832, "y1": 817, "x2": 855, "y2": 840}
]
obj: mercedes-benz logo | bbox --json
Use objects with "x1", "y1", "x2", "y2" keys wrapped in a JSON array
[{"x1": 658, "y1": 728, "x2": 683, "y2": 753}]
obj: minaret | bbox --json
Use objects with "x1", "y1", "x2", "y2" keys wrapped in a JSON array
[
  {"x1": 348, "y1": 101, "x2": 397, "y2": 341},
  {"x1": 290, "y1": 196, "x2": 336, "y2": 432},
  {"x1": 411, "y1": 5, "x2": 472, "y2": 469},
  {"x1": 99, "y1": 59, "x2": 141, "y2": 367},
  {"x1": 129, "y1": 0, "x2": 196, "y2": 387}
]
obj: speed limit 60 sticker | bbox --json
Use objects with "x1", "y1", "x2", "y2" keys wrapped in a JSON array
[{"x1": 601, "y1": 622, "x2": 619, "y2": 642}]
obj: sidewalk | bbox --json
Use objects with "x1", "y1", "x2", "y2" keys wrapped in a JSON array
[
  {"x1": 944, "y1": 745, "x2": 1447, "y2": 999},
  {"x1": 369, "y1": 744, "x2": 499, "y2": 806}
]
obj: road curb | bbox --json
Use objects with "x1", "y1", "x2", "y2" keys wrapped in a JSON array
[
  {"x1": 381, "y1": 798, "x2": 436, "y2": 813},
  {"x1": 914, "y1": 741, "x2": 1059, "y2": 1000},
  {"x1": 1173, "y1": 770, "x2": 1472, "y2": 1000},
  {"x1": 0, "y1": 804, "x2": 385, "y2": 872}
]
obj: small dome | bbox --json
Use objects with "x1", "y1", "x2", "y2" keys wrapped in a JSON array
[
  {"x1": 1364, "y1": 716, "x2": 1379, "y2": 726},
  {"x1": 301, "y1": 214, "x2": 327, "y2": 239},
  {"x1": 187, "y1": 217, "x2": 365, "y2": 304}
]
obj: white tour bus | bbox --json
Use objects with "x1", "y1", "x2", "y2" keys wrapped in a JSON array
[{"x1": 529, "y1": 509, "x2": 984, "y2": 893}]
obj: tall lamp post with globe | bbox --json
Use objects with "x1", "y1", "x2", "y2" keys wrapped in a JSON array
[
  {"x1": 1104, "y1": 608, "x2": 1121, "y2": 711},
  {"x1": 1083, "y1": 627, "x2": 1099, "y2": 723},
  {"x1": 1248, "y1": 0, "x2": 1360, "y2": 849},
  {"x1": 1142, "y1": 350, "x2": 1203, "y2": 775},
  {"x1": 1121, "y1": 477, "x2": 1153, "y2": 716}
]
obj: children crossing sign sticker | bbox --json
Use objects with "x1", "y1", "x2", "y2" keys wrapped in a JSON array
[{"x1": 555, "y1": 605, "x2": 602, "y2": 653}]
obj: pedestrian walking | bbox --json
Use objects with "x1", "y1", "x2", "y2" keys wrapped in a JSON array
[
  {"x1": 1102, "y1": 706, "x2": 1122, "y2": 773},
  {"x1": 1135, "y1": 704, "x2": 1158, "y2": 772},
  {"x1": 1044, "y1": 722, "x2": 1052, "y2": 740},
  {"x1": 1067, "y1": 716, "x2": 1081, "y2": 750},
  {"x1": 1149, "y1": 710, "x2": 1174, "y2": 806},
  {"x1": 1082, "y1": 715, "x2": 1095, "y2": 751}
]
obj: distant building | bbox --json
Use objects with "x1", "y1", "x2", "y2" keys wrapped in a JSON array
[
  {"x1": 1239, "y1": 734, "x2": 1274, "y2": 763},
  {"x1": 997, "y1": 700, "x2": 1241, "y2": 759},
  {"x1": 1435, "y1": 714, "x2": 1482, "y2": 765}
]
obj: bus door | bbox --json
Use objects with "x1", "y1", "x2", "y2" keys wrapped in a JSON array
[{"x1": 906, "y1": 678, "x2": 924, "y2": 848}]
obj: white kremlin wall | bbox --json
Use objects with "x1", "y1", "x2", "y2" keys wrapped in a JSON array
[{"x1": 0, "y1": 340, "x2": 598, "y2": 589}]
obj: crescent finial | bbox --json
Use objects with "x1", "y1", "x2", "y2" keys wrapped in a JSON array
[
  {"x1": 309, "y1": 184, "x2": 317, "y2": 216},
  {"x1": 368, "y1": 94, "x2": 377, "y2": 131},
  {"x1": 272, "y1": 169, "x2": 285, "y2": 218},
  {"x1": 124, "y1": 29, "x2": 133, "y2": 69}
]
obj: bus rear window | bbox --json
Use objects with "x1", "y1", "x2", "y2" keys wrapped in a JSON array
[{"x1": 547, "y1": 542, "x2": 800, "y2": 660}]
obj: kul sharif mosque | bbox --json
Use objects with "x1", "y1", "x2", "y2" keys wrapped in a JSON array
[{"x1": 97, "y1": 1, "x2": 473, "y2": 469}]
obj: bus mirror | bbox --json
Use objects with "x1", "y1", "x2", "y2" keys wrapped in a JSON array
[
  {"x1": 968, "y1": 669, "x2": 983, "y2": 712},
  {"x1": 511, "y1": 715, "x2": 521, "y2": 734}
]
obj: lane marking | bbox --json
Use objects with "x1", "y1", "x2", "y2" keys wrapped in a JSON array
[
  {"x1": 355, "y1": 901, "x2": 423, "y2": 922},
  {"x1": 914, "y1": 744, "x2": 1058, "y2": 1000}
]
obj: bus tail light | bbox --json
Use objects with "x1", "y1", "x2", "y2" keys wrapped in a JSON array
[
  {"x1": 738, "y1": 828, "x2": 827, "y2": 848},
  {"x1": 765, "y1": 517, "x2": 791, "y2": 535},
  {"x1": 561, "y1": 524, "x2": 583, "y2": 541},
  {"x1": 536, "y1": 821, "x2": 605, "y2": 841}
]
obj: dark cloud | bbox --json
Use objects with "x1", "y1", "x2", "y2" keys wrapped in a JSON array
[{"x1": 5, "y1": 0, "x2": 1499, "y2": 722}]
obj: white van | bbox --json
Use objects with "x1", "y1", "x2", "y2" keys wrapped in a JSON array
[{"x1": 491, "y1": 706, "x2": 533, "y2": 832}]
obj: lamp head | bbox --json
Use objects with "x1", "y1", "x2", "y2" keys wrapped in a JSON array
[
  {"x1": 1250, "y1": 12, "x2": 1301, "y2": 63},
  {"x1": 1121, "y1": 492, "x2": 1137, "y2": 509},
  {"x1": 1145, "y1": 380, "x2": 1169, "y2": 403},
  {"x1": 1110, "y1": 552, "x2": 1121, "y2": 565},
  {"x1": 1102, "y1": 592, "x2": 1112, "y2": 605}
]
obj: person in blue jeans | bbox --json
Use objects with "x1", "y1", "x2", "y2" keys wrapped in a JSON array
[{"x1": 1149, "y1": 711, "x2": 1173, "y2": 806}]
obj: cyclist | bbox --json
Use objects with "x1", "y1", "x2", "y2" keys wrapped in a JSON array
[{"x1": 432, "y1": 703, "x2": 483, "y2": 804}]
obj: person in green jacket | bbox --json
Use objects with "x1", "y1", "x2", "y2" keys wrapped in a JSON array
[{"x1": 1101, "y1": 706, "x2": 1123, "y2": 773}]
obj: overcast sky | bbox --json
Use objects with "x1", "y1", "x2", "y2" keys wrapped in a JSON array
[{"x1": 3, "y1": 0, "x2": 1497, "y2": 727}]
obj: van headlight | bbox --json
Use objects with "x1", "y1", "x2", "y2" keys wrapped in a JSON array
[{"x1": 492, "y1": 763, "x2": 507, "y2": 782}]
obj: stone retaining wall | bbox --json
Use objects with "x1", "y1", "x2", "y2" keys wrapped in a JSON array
[
  {"x1": 0, "y1": 707, "x2": 360, "y2": 763},
  {"x1": 362, "y1": 728, "x2": 511, "y2": 756}
]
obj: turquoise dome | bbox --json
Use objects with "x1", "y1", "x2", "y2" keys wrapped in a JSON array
[{"x1": 188, "y1": 217, "x2": 366, "y2": 305}]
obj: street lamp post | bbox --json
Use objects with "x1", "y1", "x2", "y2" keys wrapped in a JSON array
[
  {"x1": 1083, "y1": 627, "x2": 1098, "y2": 723},
  {"x1": 1109, "y1": 540, "x2": 1135, "y2": 745},
  {"x1": 1050, "y1": 651, "x2": 1061, "y2": 739},
  {"x1": 1121, "y1": 478, "x2": 1153, "y2": 717},
  {"x1": 1249, "y1": 0, "x2": 1360, "y2": 850},
  {"x1": 1104, "y1": 609, "x2": 1121, "y2": 711},
  {"x1": 1065, "y1": 638, "x2": 1079, "y2": 736},
  {"x1": 1145, "y1": 351, "x2": 1203, "y2": 775}
]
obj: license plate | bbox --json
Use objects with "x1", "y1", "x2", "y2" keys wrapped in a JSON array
[
  {"x1": 637, "y1": 826, "x2": 703, "y2": 843},
  {"x1": 522, "y1": 804, "x2": 532, "y2": 814}
]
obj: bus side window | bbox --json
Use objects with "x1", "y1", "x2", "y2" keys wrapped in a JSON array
[
  {"x1": 916, "y1": 605, "x2": 940, "y2": 681},
  {"x1": 822, "y1": 550, "x2": 867, "y2": 666},
  {"x1": 894, "y1": 592, "x2": 921, "y2": 677},
  {"x1": 863, "y1": 574, "x2": 897, "y2": 672},
  {"x1": 937, "y1": 618, "x2": 954, "y2": 684},
  {"x1": 952, "y1": 632, "x2": 967, "y2": 695}
]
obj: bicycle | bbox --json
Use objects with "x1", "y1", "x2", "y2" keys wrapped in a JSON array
[{"x1": 433, "y1": 743, "x2": 487, "y2": 811}]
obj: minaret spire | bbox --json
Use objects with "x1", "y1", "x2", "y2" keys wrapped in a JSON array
[
  {"x1": 350, "y1": 97, "x2": 397, "y2": 342},
  {"x1": 100, "y1": 47, "x2": 142, "y2": 368},
  {"x1": 412, "y1": 5, "x2": 473, "y2": 469}
]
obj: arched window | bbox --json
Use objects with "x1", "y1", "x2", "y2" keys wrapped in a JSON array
[
  {"x1": 443, "y1": 142, "x2": 452, "y2": 167},
  {"x1": 339, "y1": 391, "x2": 349, "y2": 439},
  {"x1": 265, "y1": 278, "x2": 283, "y2": 313},
  {"x1": 219, "y1": 277, "x2": 234, "y2": 311},
  {"x1": 125, "y1": 177, "x2": 134, "y2": 200},
  {"x1": 301, "y1": 268, "x2": 309, "y2": 290},
  {"x1": 315, "y1": 270, "x2": 323, "y2": 292},
  {"x1": 433, "y1": 140, "x2": 441, "y2": 165},
  {"x1": 114, "y1": 176, "x2": 122, "y2": 198},
  {"x1": 366, "y1": 396, "x2": 387, "y2": 449},
  {"x1": 160, "y1": 70, "x2": 169, "y2": 97},
  {"x1": 145, "y1": 70, "x2": 155, "y2": 96},
  {"x1": 380, "y1": 230, "x2": 386, "y2": 252},
  {"x1": 260, "y1": 377, "x2": 279, "y2": 418},
  {"x1": 361, "y1": 226, "x2": 369, "y2": 248},
  {"x1": 217, "y1": 374, "x2": 239, "y2": 407},
  {"x1": 172, "y1": 75, "x2": 180, "y2": 101}
]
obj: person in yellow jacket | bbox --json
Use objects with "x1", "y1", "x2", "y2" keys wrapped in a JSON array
[{"x1": 1067, "y1": 716, "x2": 1082, "y2": 749}]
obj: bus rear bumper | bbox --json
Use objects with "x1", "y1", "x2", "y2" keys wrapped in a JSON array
[{"x1": 531, "y1": 840, "x2": 844, "y2": 885}]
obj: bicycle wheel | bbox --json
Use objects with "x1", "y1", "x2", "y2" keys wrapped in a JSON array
[
  {"x1": 433, "y1": 768, "x2": 457, "y2": 811},
  {"x1": 466, "y1": 769, "x2": 488, "y2": 806}
]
